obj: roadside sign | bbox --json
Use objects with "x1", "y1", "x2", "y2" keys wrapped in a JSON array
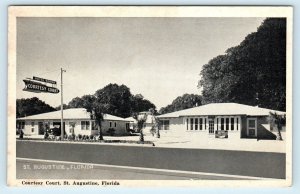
[
  {"x1": 33, "y1": 76, "x2": 57, "y2": 84},
  {"x1": 23, "y1": 79, "x2": 59, "y2": 94}
]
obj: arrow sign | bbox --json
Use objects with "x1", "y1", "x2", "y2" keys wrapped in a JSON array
[{"x1": 23, "y1": 80, "x2": 59, "y2": 94}]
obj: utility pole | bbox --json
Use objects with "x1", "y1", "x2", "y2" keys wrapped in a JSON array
[{"x1": 61, "y1": 68, "x2": 66, "y2": 140}]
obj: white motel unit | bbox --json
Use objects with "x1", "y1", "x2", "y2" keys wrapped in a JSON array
[
  {"x1": 157, "y1": 103, "x2": 286, "y2": 139},
  {"x1": 16, "y1": 108, "x2": 132, "y2": 136}
]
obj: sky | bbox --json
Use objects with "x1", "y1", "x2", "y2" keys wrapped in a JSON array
[{"x1": 16, "y1": 17, "x2": 265, "y2": 110}]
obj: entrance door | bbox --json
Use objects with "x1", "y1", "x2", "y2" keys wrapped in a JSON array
[
  {"x1": 208, "y1": 119, "x2": 214, "y2": 134},
  {"x1": 247, "y1": 118, "x2": 257, "y2": 137},
  {"x1": 38, "y1": 122, "x2": 44, "y2": 135}
]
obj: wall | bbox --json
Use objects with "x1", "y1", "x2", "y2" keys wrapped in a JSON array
[
  {"x1": 18, "y1": 119, "x2": 129, "y2": 136},
  {"x1": 240, "y1": 116, "x2": 279, "y2": 140},
  {"x1": 23, "y1": 121, "x2": 38, "y2": 135},
  {"x1": 101, "y1": 120, "x2": 128, "y2": 136},
  {"x1": 158, "y1": 116, "x2": 243, "y2": 139},
  {"x1": 65, "y1": 120, "x2": 94, "y2": 136},
  {"x1": 159, "y1": 117, "x2": 185, "y2": 137}
]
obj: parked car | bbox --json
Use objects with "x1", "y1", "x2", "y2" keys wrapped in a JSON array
[{"x1": 47, "y1": 127, "x2": 66, "y2": 136}]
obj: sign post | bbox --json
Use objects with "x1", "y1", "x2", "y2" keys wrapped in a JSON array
[
  {"x1": 23, "y1": 71, "x2": 66, "y2": 139},
  {"x1": 61, "y1": 68, "x2": 66, "y2": 140}
]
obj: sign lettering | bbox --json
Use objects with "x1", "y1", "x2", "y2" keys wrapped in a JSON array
[
  {"x1": 33, "y1": 76, "x2": 57, "y2": 85},
  {"x1": 23, "y1": 80, "x2": 59, "y2": 94}
]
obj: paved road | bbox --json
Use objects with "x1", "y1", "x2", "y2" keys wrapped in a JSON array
[
  {"x1": 17, "y1": 159, "x2": 253, "y2": 180},
  {"x1": 16, "y1": 140, "x2": 286, "y2": 179}
]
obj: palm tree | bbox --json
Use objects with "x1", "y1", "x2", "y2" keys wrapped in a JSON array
[
  {"x1": 133, "y1": 113, "x2": 146, "y2": 142},
  {"x1": 268, "y1": 112, "x2": 286, "y2": 140}
]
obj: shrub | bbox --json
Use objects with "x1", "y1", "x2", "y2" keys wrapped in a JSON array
[
  {"x1": 68, "y1": 134, "x2": 75, "y2": 141},
  {"x1": 82, "y1": 135, "x2": 88, "y2": 140},
  {"x1": 89, "y1": 135, "x2": 94, "y2": 141},
  {"x1": 78, "y1": 134, "x2": 82, "y2": 140}
]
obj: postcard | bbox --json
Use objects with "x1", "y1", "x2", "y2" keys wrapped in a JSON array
[{"x1": 7, "y1": 6, "x2": 293, "y2": 187}]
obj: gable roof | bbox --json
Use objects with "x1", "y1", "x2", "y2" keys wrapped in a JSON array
[
  {"x1": 157, "y1": 103, "x2": 285, "y2": 118},
  {"x1": 17, "y1": 108, "x2": 127, "y2": 121}
]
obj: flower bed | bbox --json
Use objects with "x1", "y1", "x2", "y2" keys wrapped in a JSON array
[{"x1": 16, "y1": 137, "x2": 154, "y2": 145}]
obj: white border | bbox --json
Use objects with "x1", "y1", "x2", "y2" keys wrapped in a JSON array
[{"x1": 7, "y1": 6, "x2": 293, "y2": 187}]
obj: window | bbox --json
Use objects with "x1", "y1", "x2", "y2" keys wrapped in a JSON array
[
  {"x1": 81, "y1": 121, "x2": 90, "y2": 130},
  {"x1": 204, "y1": 118, "x2": 207, "y2": 130},
  {"x1": 190, "y1": 118, "x2": 194, "y2": 130},
  {"x1": 31, "y1": 122, "x2": 34, "y2": 132},
  {"x1": 109, "y1": 121, "x2": 112, "y2": 128},
  {"x1": 221, "y1": 118, "x2": 224, "y2": 130},
  {"x1": 231, "y1": 118, "x2": 234, "y2": 130},
  {"x1": 199, "y1": 118, "x2": 203, "y2": 130},
  {"x1": 225, "y1": 118, "x2": 229, "y2": 131},
  {"x1": 248, "y1": 120, "x2": 256, "y2": 128},
  {"x1": 163, "y1": 120, "x2": 169, "y2": 130},
  {"x1": 161, "y1": 120, "x2": 170, "y2": 130},
  {"x1": 216, "y1": 118, "x2": 219, "y2": 130},
  {"x1": 195, "y1": 118, "x2": 198, "y2": 130},
  {"x1": 69, "y1": 122, "x2": 76, "y2": 133},
  {"x1": 114, "y1": 122, "x2": 117, "y2": 127},
  {"x1": 186, "y1": 119, "x2": 189, "y2": 130},
  {"x1": 236, "y1": 117, "x2": 239, "y2": 130}
]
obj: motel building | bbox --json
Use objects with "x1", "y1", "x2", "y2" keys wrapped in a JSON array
[
  {"x1": 156, "y1": 103, "x2": 286, "y2": 140},
  {"x1": 16, "y1": 108, "x2": 132, "y2": 137}
]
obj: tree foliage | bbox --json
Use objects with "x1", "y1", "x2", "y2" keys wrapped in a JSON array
[
  {"x1": 159, "y1": 94, "x2": 202, "y2": 114},
  {"x1": 16, "y1": 97, "x2": 56, "y2": 118},
  {"x1": 68, "y1": 83, "x2": 156, "y2": 118},
  {"x1": 198, "y1": 18, "x2": 286, "y2": 111}
]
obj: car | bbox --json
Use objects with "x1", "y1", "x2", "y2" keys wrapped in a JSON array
[{"x1": 47, "y1": 127, "x2": 66, "y2": 136}]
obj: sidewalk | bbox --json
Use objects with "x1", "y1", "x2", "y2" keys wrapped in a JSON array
[{"x1": 20, "y1": 133, "x2": 286, "y2": 153}]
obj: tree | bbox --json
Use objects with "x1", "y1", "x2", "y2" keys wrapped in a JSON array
[
  {"x1": 159, "y1": 94, "x2": 202, "y2": 114},
  {"x1": 67, "y1": 83, "x2": 157, "y2": 118},
  {"x1": 268, "y1": 112, "x2": 286, "y2": 140},
  {"x1": 198, "y1": 18, "x2": 286, "y2": 111},
  {"x1": 132, "y1": 112, "x2": 146, "y2": 142},
  {"x1": 82, "y1": 96, "x2": 108, "y2": 141},
  {"x1": 16, "y1": 97, "x2": 56, "y2": 118},
  {"x1": 131, "y1": 94, "x2": 156, "y2": 113},
  {"x1": 55, "y1": 104, "x2": 69, "y2": 110},
  {"x1": 149, "y1": 108, "x2": 160, "y2": 138},
  {"x1": 94, "y1": 84, "x2": 134, "y2": 118},
  {"x1": 68, "y1": 97, "x2": 84, "y2": 108}
]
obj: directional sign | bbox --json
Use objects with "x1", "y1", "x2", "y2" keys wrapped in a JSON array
[
  {"x1": 33, "y1": 76, "x2": 57, "y2": 84},
  {"x1": 23, "y1": 80, "x2": 59, "y2": 94}
]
